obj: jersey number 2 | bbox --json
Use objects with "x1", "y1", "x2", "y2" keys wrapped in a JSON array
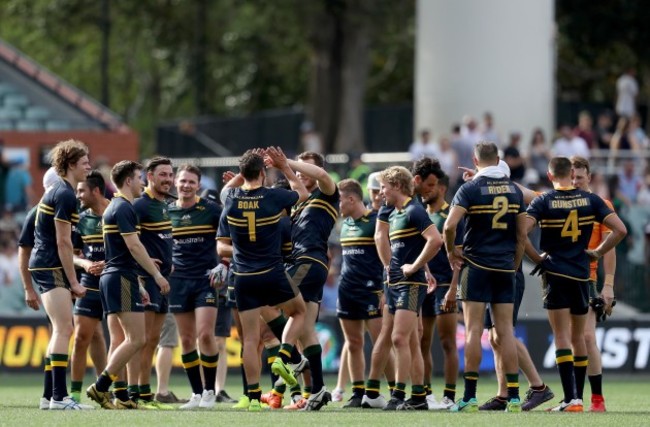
[
  {"x1": 492, "y1": 196, "x2": 509, "y2": 230},
  {"x1": 243, "y1": 212, "x2": 257, "y2": 242},
  {"x1": 561, "y1": 209, "x2": 581, "y2": 242}
]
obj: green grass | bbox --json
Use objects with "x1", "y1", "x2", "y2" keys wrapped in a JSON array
[{"x1": 0, "y1": 373, "x2": 648, "y2": 426}]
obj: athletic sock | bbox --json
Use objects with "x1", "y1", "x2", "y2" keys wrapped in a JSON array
[
  {"x1": 267, "y1": 345, "x2": 280, "y2": 387},
  {"x1": 70, "y1": 380, "x2": 82, "y2": 402},
  {"x1": 303, "y1": 385, "x2": 312, "y2": 399},
  {"x1": 506, "y1": 373, "x2": 520, "y2": 400},
  {"x1": 248, "y1": 383, "x2": 261, "y2": 401},
  {"x1": 393, "y1": 382, "x2": 406, "y2": 400},
  {"x1": 201, "y1": 353, "x2": 219, "y2": 391},
  {"x1": 443, "y1": 383, "x2": 456, "y2": 401},
  {"x1": 410, "y1": 384, "x2": 426, "y2": 402},
  {"x1": 278, "y1": 343, "x2": 294, "y2": 364},
  {"x1": 588, "y1": 374, "x2": 603, "y2": 396},
  {"x1": 50, "y1": 354, "x2": 68, "y2": 401},
  {"x1": 365, "y1": 379, "x2": 381, "y2": 399},
  {"x1": 531, "y1": 383, "x2": 546, "y2": 392},
  {"x1": 351, "y1": 381, "x2": 365, "y2": 399},
  {"x1": 139, "y1": 384, "x2": 153, "y2": 402},
  {"x1": 42, "y1": 357, "x2": 52, "y2": 400},
  {"x1": 128, "y1": 384, "x2": 139, "y2": 402},
  {"x1": 574, "y1": 356, "x2": 588, "y2": 400},
  {"x1": 424, "y1": 384, "x2": 432, "y2": 396},
  {"x1": 289, "y1": 383, "x2": 301, "y2": 399},
  {"x1": 96, "y1": 370, "x2": 115, "y2": 393},
  {"x1": 303, "y1": 344, "x2": 324, "y2": 393},
  {"x1": 462, "y1": 371, "x2": 479, "y2": 402},
  {"x1": 267, "y1": 315, "x2": 287, "y2": 341},
  {"x1": 182, "y1": 350, "x2": 204, "y2": 395},
  {"x1": 555, "y1": 348, "x2": 575, "y2": 403},
  {"x1": 113, "y1": 381, "x2": 129, "y2": 402},
  {"x1": 388, "y1": 380, "x2": 396, "y2": 396},
  {"x1": 240, "y1": 349, "x2": 248, "y2": 396}
]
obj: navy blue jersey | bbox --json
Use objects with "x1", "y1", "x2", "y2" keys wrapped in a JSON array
[
  {"x1": 279, "y1": 216, "x2": 292, "y2": 262},
  {"x1": 102, "y1": 195, "x2": 140, "y2": 274},
  {"x1": 290, "y1": 188, "x2": 339, "y2": 268},
  {"x1": 133, "y1": 189, "x2": 173, "y2": 277},
  {"x1": 218, "y1": 186, "x2": 299, "y2": 274},
  {"x1": 452, "y1": 176, "x2": 525, "y2": 272},
  {"x1": 169, "y1": 197, "x2": 221, "y2": 279},
  {"x1": 387, "y1": 197, "x2": 434, "y2": 285},
  {"x1": 377, "y1": 204, "x2": 394, "y2": 224},
  {"x1": 339, "y1": 209, "x2": 383, "y2": 291},
  {"x1": 29, "y1": 178, "x2": 79, "y2": 270},
  {"x1": 74, "y1": 209, "x2": 105, "y2": 289},
  {"x1": 427, "y1": 202, "x2": 464, "y2": 284},
  {"x1": 527, "y1": 188, "x2": 614, "y2": 281},
  {"x1": 19, "y1": 206, "x2": 37, "y2": 248}
]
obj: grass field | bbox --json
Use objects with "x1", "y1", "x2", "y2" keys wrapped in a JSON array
[{"x1": 1, "y1": 373, "x2": 648, "y2": 426}]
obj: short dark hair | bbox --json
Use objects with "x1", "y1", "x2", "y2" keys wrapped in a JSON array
[
  {"x1": 438, "y1": 173, "x2": 450, "y2": 188},
  {"x1": 549, "y1": 157, "x2": 572, "y2": 178},
  {"x1": 177, "y1": 164, "x2": 202, "y2": 181},
  {"x1": 111, "y1": 160, "x2": 142, "y2": 188},
  {"x1": 337, "y1": 179, "x2": 363, "y2": 200},
  {"x1": 570, "y1": 156, "x2": 590, "y2": 175},
  {"x1": 411, "y1": 157, "x2": 444, "y2": 181},
  {"x1": 474, "y1": 141, "x2": 499, "y2": 163},
  {"x1": 85, "y1": 170, "x2": 106, "y2": 195},
  {"x1": 146, "y1": 156, "x2": 172, "y2": 173},
  {"x1": 272, "y1": 179, "x2": 291, "y2": 191},
  {"x1": 297, "y1": 151, "x2": 325, "y2": 168},
  {"x1": 239, "y1": 150, "x2": 265, "y2": 180}
]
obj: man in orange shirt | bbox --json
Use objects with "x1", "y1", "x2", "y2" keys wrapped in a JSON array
[{"x1": 570, "y1": 156, "x2": 616, "y2": 412}]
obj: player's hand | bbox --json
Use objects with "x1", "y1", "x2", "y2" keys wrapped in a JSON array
[
  {"x1": 458, "y1": 166, "x2": 476, "y2": 182},
  {"x1": 155, "y1": 275, "x2": 170, "y2": 295},
  {"x1": 88, "y1": 261, "x2": 105, "y2": 276},
  {"x1": 601, "y1": 285, "x2": 615, "y2": 315},
  {"x1": 530, "y1": 253, "x2": 549, "y2": 276},
  {"x1": 222, "y1": 170, "x2": 236, "y2": 184},
  {"x1": 152, "y1": 258, "x2": 162, "y2": 271},
  {"x1": 265, "y1": 146, "x2": 289, "y2": 170},
  {"x1": 447, "y1": 247, "x2": 464, "y2": 271},
  {"x1": 70, "y1": 282, "x2": 87, "y2": 299},
  {"x1": 209, "y1": 262, "x2": 229, "y2": 289},
  {"x1": 24, "y1": 288, "x2": 41, "y2": 311},
  {"x1": 425, "y1": 271, "x2": 437, "y2": 294},
  {"x1": 139, "y1": 286, "x2": 151, "y2": 305},
  {"x1": 401, "y1": 263, "x2": 417, "y2": 277},
  {"x1": 442, "y1": 287, "x2": 457, "y2": 313},
  {"x1": 585, "y1": 249, "x2": 602, "y2": 262}
]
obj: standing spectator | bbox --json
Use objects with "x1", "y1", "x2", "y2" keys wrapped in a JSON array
[
  {"x1": 574, "y1": 111, "x2": 596, "y2": 149},
  {"x1": 503, "y1": 132, "x2": 526, "y2": 183},
  {"x1": 552, "y1": 125, "x2": 590, "y2": 159},
  {"x1": 409, "y1": 129, "x2": 438, "y2": 161},
  {"x1": 437, "y1": 136, "x2": 459, "y2": 184},
  {"x1": 615, "y1": 67, "x2": 638, "y2": 119},
  {"x1": 528, "y1": 128, "x2": 552, "y2": 187},
  {"x1": 595, "y1": 111, "x2": 614, "y2": 150},
  {"x1": 451, "y1": 124, "x2": 475, "y2": 173},
  {"x1": 461, "y1": 116, "x2": 482, "y2": 146},
  {"x1": 5, "y1": 158, "x2": 33, "y2": 213},
  {"x1": 617, "y1": 160, "x2": 643, "y2": 205},
  {"x1": 481, "y1": 112, "x2": 501, "y2": 147}
]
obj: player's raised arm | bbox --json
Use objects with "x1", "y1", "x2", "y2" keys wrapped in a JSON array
[
  {"x1": 266, "y1": 146, "x2": 309, "y2": 203},
  {"x1": 287, "y1": 155, "x2": 336, "y2": 196}
]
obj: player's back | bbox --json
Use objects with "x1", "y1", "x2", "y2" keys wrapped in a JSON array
[
  {"x1": 452, "y1": 176, "x2": 524, "y2": 271},
  {"x1": 222, "y1": 186, "x2": 298, "y2": 273},
  {"x1": 102, "y1": 195, "x2": 140, "y2": 273},
  {"x1": 290, "y1": 187, "x2": 339, "y2": 265}
]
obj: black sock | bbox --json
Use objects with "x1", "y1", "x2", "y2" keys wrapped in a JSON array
[
  {"x1": 248, "y1": 383, "x2": 261, "y2": 401},
  {"x1": 139, "y1": 384, "x2": 152, "y2": 402},
  {"x1": 267, "y1": 315, "x2": 287, "y2": 341},
  {"x1": 182, "y1": 350, "x2": 204, "y2": 395},
  {"x1": 278, "y1": 343, "x2": 294, "y2": 364},
  {"x1": 42, "y1": 357, "x2": 52, "y2": 400},
  {"x1": 352, "y1": 381, "x2": 365, "y2": 399},
  {"x1": 588, "y1": 374, "x2": 603, "y2": 396},
  {"x1": 113, "y1": 381, "x2": 129, "y2": 402},
  {"x1": 50, "y1": 354, "x2": 68, "y2": 401},
  {"x1": 303, "y1": 344, "x2": 324, "y2": 393},
  {"x1": 128, "y1": 384, "x2": 139, "y2": 402},
  {"x1": 462, "y1": 371, "x2": 478, "y2": 402},
  {"x1": 444, "y1": 383, "x2": 456, "y2": 401},
  {"x1": 574, "y1": 356, "x2": 588, "y2": 400},
  {"x1": 411, "y1": 384, "x2": 426, "y2": 402},
  {"x1": 555, "y1": 349, "x2": 576, "y2": 403},
  {"x1": 365, "y1": 379, "x2": 380, "y2": 399},
  {"x1": 201, "y1": 353, "x2": 219, "y2": 391},
  {"x1": 96, "y1": 370, "x2": 114, "y2": 393},
  {"x1": 393, "y1": 382, "x2": 406, "y2": 400},
  {"x1": 506, "y1": 373, "x2": 519, "y2": 400}
]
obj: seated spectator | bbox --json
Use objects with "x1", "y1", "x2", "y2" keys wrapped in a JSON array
[
  {"x1": 4, "y1": 158, "x2": 33, "y2": 213},
  {"x1": 552, "y1": 124, "x2": 590, "y2": 159},
  {"x1": 503, "y1": 132, "x2": 526, "y2": 182},
  {"x1": 595, "y1": 110, "x2": 614, "y2": 150},
  {"x1": 574, "y1": 110, "x2": 596, "y2": 149},
  {"x1": 528, "y1": 128, "x2": 551, "y2": 187},
  {"x1": 409, "y1": 129, "x2": 438, "y2": 160}
]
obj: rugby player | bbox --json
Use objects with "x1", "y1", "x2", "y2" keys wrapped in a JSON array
[
  {"x1": 525, "y1": 157, "x2": 626, "y2": 412},
  {"x1": 570, "y1": 156, "x2": 616, "y2": 412},
  {"x1": 167, "y1": 164, "x2": 222, "y2": 409},
  {"x1": 28, "y1": 140, "x2": 90, "y2": 410},
  {"x1": 444, "y1": 142, "x2": 525, "y2": 412},
  {"x1": 216, "y1": 148, "x2": 308, "y2": 411},
  {"x1": 70, "y1": 171, "x2": 109, "y2": 405},
  {"x1": 86, "y1": 160, "x2": 170, "y2": 409},
  {"x1": 133, "y1": 157, "x2": 174, "y2": 408}
]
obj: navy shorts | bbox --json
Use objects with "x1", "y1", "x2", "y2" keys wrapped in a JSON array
[
  {"x1": 168, "y1": 276, "x2": 217, "y2": 313},
  {"x1": 485, "y1": 270, "x2": 525, "y2": 328},
  {"x1": 74, "y1": 288, "x2": 104, "y2": 319},
  {"x1": 458, "y1": 263, "x2": 515, "y2": 304},
  {"x1": 31, "y1": 269, "x2": 69, "y2": 294},
  {"x1": 386, "y1": 284, "x2": 427, "y2": 315},
  {"x1": 422, "y1": 285, "x2": 456, "y2": 317},
  {"x1": 287, "y1": 261, "x2": 328, "y2": 304},
  {"x1": 215, "y1": 296, "x2": 233, "y2": 337},
  {"x1": 336, "y1": 286, "x2": 382, "y2": 320},
  {"x1": 99, "y1": 271, "x2": 145, "y2": 315},
  {"x1": 542, "y1": 273, "x2": 589, "y2": 315},
  {"x1": 139, "y1": 275, "x2": 169, "y2": 313},
  {"x1": 234, "y1": 264, "x2": 299, "y2": 312}
]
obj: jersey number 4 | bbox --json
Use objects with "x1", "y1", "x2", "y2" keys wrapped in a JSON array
[{"x1": 561, "y1": 209, "x2": 581, "y2": 242}]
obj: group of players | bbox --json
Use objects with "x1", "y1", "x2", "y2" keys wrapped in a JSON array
[{"x1": 22, "y1": 138, "x2": 625, "y2": 413}]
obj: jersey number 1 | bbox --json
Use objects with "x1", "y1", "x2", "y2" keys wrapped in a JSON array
[
  {"x1": 243, "y1": 212, "x2": 257, "y2": 242},
  {"x1": 561, "y1": 209, "x2": 581, "y2": 242}
]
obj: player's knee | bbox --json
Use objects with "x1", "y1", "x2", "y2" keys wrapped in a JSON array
[
  {"x1": 346, "y1": 335, "x2": 364, "y2": 353},
  {"x1": 180, "y1": 335, "x2": 196, "y2": 351},
  {"x1": 56, "y1": 322, "x2": 75, "y2": 339},
  {"x1": 197, "y1": 330, "x2": 215, "y2": 349},
  {"x1": 391, "y1": 332, "x2": 408, "y2": 349},
  {"x1": 129, "y1": 334, "x2": 147, "y2": 349},
  {"x1": 73, "y1": 328, "x2": 93, "y2": 348},
  {"x1": 440, "y1": 335, "x2": 456, "y2": 354},
  {"x1": 584, "y1": 328, "x2": 596, "y2": 346}
]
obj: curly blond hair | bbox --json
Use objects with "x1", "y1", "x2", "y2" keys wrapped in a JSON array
[
  {"x1": 379, "y1": 166, "x2": 413, "y2": 195},
  {"x1": 50, "y1": 139, "x2": 89, "y2": 176}
]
